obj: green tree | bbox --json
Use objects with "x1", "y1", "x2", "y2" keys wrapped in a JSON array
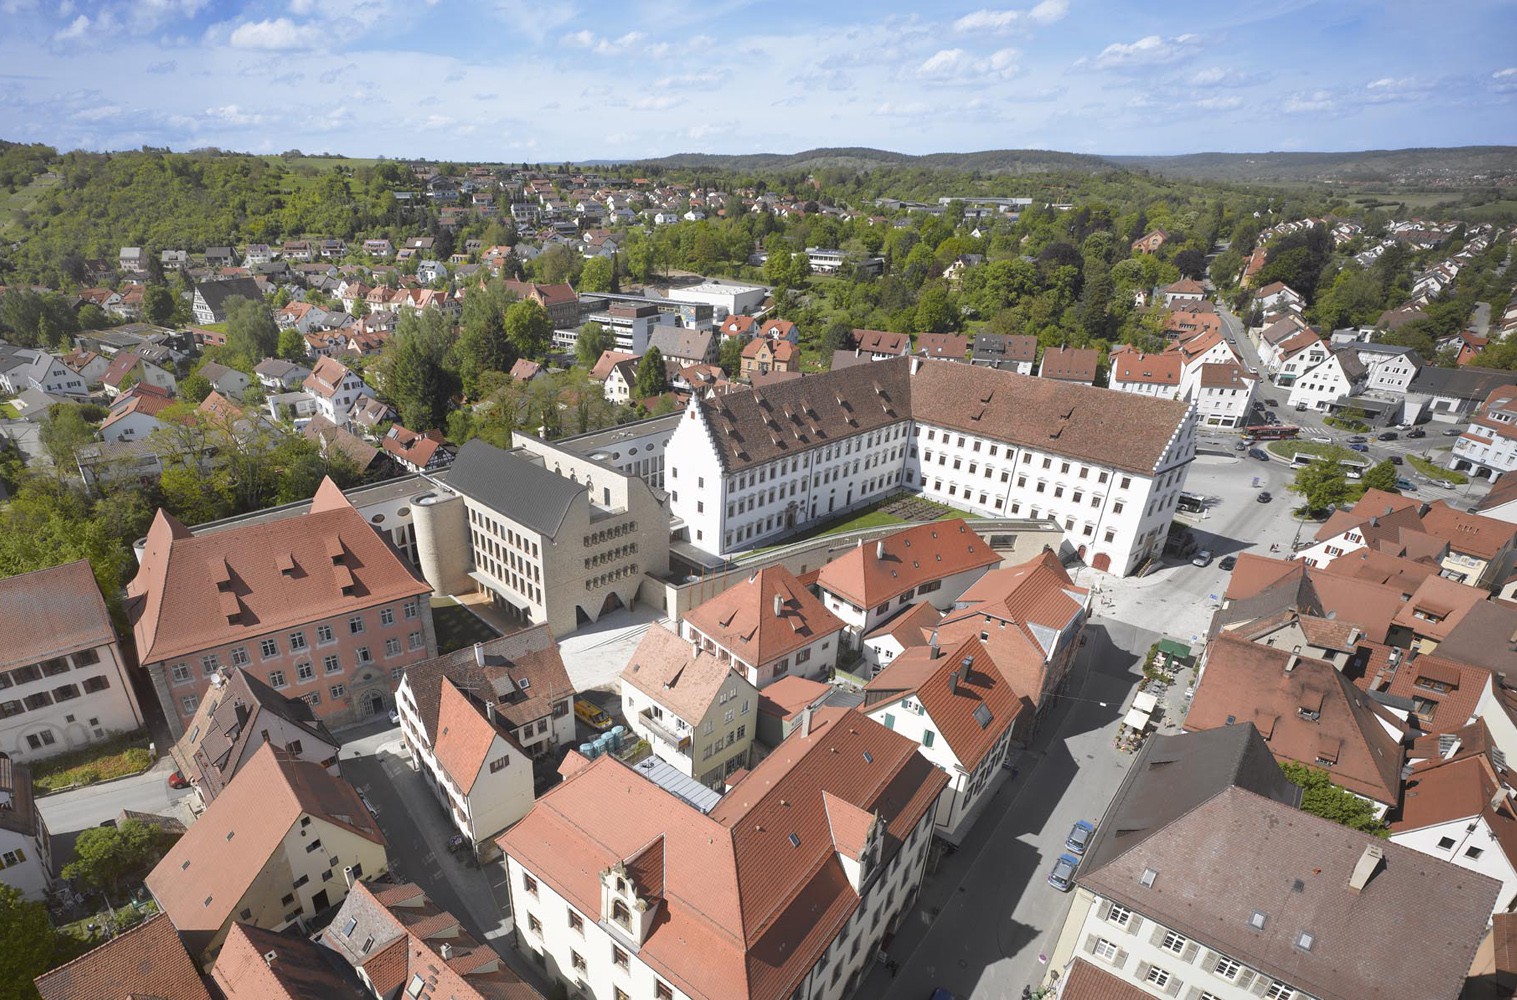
[
  {"x1": 176, "y1": 373, "x2": 212, "y2": 404},
  {"x1": 159, "y1": 462, "x2": 235, "y2": 525},
  {"x1": 635, "y1": 346, "x2": 668, "y2": 399},
  {"x1": 1291, "y1": 458, "x2": 1355, "y2": 513},
  {"x1": 381, "y1": 310, "x2": 459, "y2": 431},
  {"x1": 143, "y1": 284, "x2": 176, "y2": 326},
  {"x1": 456, "y1": 280, "x2": 518, "y2": 397},
  {"x1": 579, "y1": 255, "x2": 614, "y2": 293},
  {"x1": 0, "y1": 884, "x2": 53, "y2": 999},
  {"x1": 914, "y1": 287, "x2": 958, "y2": 333},
  {"x1": 503, "y1": 298, "x2": 553, "y2": 360},
  {"x1": 820, "y1": 320, "x2": 853, "y2": 353},
  {"x1": 718, "y1": 335, "x2": 745, "y2": 375},
  {"x1": 1279, "y1": 762, "x2": 1389, "y2": 836},
  {"x1": 276, "y1": 327, "x2": 307, "y2": 362},
  {"x1": 223, "y1": 296, "x2": 279, "y2": 364},
  {"x1": 1362, "y1": 459, "x2": 1398, "y2": 494},
  {"x1": 575, "y1": 321, "x2": 612, "y2": 367},
  {"x1": 38, "y1": 404, "x2": 97, "y2": 470},
  {"x1": 62, "y1": 820, "x2": 169, "y2": 901}
]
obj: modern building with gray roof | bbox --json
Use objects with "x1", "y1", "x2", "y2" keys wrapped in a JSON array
[{"x1": 1047, "y1": 724, "x2": 1498, "y2": 1000}]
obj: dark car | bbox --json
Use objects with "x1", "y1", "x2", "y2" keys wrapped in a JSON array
[
  {"x1": 1066, "y1": 820, "x2": 1096, "y2": 855},
  {"x1": 1349, "y1": 443, "x2": 1369, "y2": 452},
  {"x1": 1444, "y1": 428, "x2": 1462, "y2": 436},
  {"x1": 1219, "y1": 555, "x2": 1238, "y2": 571},
  {"x1": 1048, "y1": 853, "x2": 1080, "y2": 892},
  {"x1": 1389, "y1": 455, "x2": 1403, "y2": 465},
  {"x1": 1257, "y1": 491, "x2": 1273, "y2": 503},
  {"x1": 1347, "y1": 435, "x2": 1368, "y2": 443},
  {"x1": 1249, "y1": 448, "x2": 1269, "y2": 460},
  {"x1": 1377, "y1": 431, "x2": 1398, "y2": 441},
  {"x1": 1234, "y1": 440, "x2": 1247, "y2": 451},
  {"x1": 1406, "y1": 428, "x2": 1426, "y2": 438}
]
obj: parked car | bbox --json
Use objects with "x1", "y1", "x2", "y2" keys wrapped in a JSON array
[
  {"x1": 1349, "y1": 443, "x2": 1369, "y2": 452},
  {"x1": 1234, "y1": 440, "x2": 1247, "y2": 451},
  {"x1": 1257, "y1": 491, "x2": 1273, "y2": 503},
  {"x1": 1310, "y1": 434, "x2": 1332, "y2": 444},
  {"x1": 1347, "y1": 435, "x2": 1368, "y2": 443},
  {"x1": 574, "y1": 698, "x2": 614, "y2": 730},
  {"x1": 1048, "y1": 853, "x2": 1080, "y2": 892},
  {"x1": 1066, "y1": 820, "x2": 1096, "y2": 855},
  {"x1": 1407, "y1": 428, "x2": 1426, "y2": 438},
  {"x1": 1432, "y1": 478, "x2": 1458, "y2": 489},
  {"x1": 1395, "y1": 477, "x2": 1417, "y2": 491},
  {"x1": 167, "y1": 770, "x2": 189, "y2": 790},
  {"x1": 1377, "y1": 431, "x2": 1398, "y2": 441},
  {"x1": 1295, "y1": 402, "x2": 1308, "y2": 412},
  {"x1": 1346, "y1": 469, "x2": 1362, "y2": 480},
  {"x1": 1443, "y1": 428, "x2": 1462, "y2": 436},
  {"x1": 387, "y1": 707, "x2": 400, "y2": 726},
  {"x1": 1192, "y1": 549, "x2": 1213, "y2": 567},
  {"x1": 1219, "y1": 555, "x2": 1237, "y2": 571}
]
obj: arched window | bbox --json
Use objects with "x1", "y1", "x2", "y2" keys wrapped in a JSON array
[{"x1": 613, "y1": 899, "x2": 631, "y2": 929}]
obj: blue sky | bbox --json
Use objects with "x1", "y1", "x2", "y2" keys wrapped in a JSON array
[{"x1": 0, "y1": 0, "x2": 1512, "y2": 161}]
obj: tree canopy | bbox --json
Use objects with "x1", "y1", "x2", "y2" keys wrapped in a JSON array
[
  {"x1": 1279, "y1": 761, "x2": 1389, "y2": 836},
  {"x1": 381, "y1": 310, "x2": 459, "y2": 430}
]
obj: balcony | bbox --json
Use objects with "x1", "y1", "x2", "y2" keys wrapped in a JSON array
[{"x1": 639, "y1": 710, "x2": 691, "y2": 757}]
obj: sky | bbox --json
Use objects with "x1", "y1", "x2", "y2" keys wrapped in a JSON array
[{"x1": 0, "y1": 0, "x2": 1513, "y2": 162}]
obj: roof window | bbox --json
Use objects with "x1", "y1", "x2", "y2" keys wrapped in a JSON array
[
  {"x1": 1140, "y1": 868, "x2": 1157, "y2": 887},
  {"x1": 1249, "y1": 910, "x2": 1268, "y2": 930}
]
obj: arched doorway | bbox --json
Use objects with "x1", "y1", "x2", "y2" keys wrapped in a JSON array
[
  {"x1": 600, "y1": 592, "x2": 625, "y2": 617},
  {"x1": 364, "y1": 691, "x2": 385, "y2": 718},
  {"x1": 1092, "y1": 552, "x2": 1111, "y2": 572}
]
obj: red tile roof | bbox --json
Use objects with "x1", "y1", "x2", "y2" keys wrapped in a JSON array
[
  {"x1": 865, "y1": 635, "x2": 1023, "y2": 769},
  {"x1": 684, "y1": 565, "x2": 844, "y2": 668},
  {"x1": 1110, "y1": 350, "x2": 1181, "y2": 386},
  {"x1": 622, "y1": 623, "x2": 742, "y2": 723},
  {"x1": 1059, "y1": 957, "x2": 1156, "y2": 1000},
  {"x1": 817, "y1": 519, "x2": 999, "y2": 610},
  {"x1": 35, "y1": 915, "x2": 213, "y2": 1000},
  {"x1": 0, "y1": 559, "x2": 115, "y2": 673},
  {"x1": 434, "y1": 680, "x2": 511, "y2": 795},
  {"x1": 1390, "y1": 573, "x2": 1487, "y2": 643},
  {"x1": 754, "y1": 675, "x2": 831, "y2": 721},
  {"x1": 126, "y1": 478, "x2": 430, "y2": 665},
  {"x1": 1355, "y1": 642, "x2": 1492, "y2": 736},
  {"x1": 853, "y1": 329, "x2": 910, "y2": 356},
  {"x1": 1039, "y1": 345, "x2": 1099, "y2": 381},
  {"x1": 1420, "y1": 500, "x2": 1517, "y2": 561}
]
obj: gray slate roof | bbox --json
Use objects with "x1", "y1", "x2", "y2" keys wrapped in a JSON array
[
  {"x1": 647, "y1": 324, "x2": 714, "y2": 361},
  {"x1": 445, "y1": 439, "x2": 586, "y2": 539},
  {"x1": 1408, "y1": 364, "x2": 1513, "y2": 402},
  {"x1": 193, "y1": 276, "x2": 263, "y2": 318}
]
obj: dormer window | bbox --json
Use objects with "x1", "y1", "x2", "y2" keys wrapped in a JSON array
[{"x1": 612, "y1": 898, "x2": 631, "y2": 930}]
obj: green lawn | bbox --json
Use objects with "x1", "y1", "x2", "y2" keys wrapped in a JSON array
[
  {"x1": 0, "y1": 401, "x2": 19, "y2": 419},
  {"x1": 1407, "y1": 454, "x2": 1467, "y2": 484},
  {"x1": 752, "y1": 494, "x2": 976, "y2": 552},
  {"x1": 431, "y1": 600, "x2": 501, "y2": 654},
  {"x1": 31, "y1": 733, "x2": 153, "y2": 793}
]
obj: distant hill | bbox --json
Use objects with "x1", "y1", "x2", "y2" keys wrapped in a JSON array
[
  {"x1": 1109, "y1": 146, "x2": 1517, "y2": 185},
  {"x1": 634, "y1": 146, "x2": 1113, "y2": 175}
]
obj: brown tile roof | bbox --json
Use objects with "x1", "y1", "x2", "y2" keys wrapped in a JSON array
[
  {"x1": 1420, "y1": 500, "x2": 1517, "y2": 560},
  {"x1": 146, "y1": 743, "x2": 385, "y2": 941},
  {"x1": 0, "y1": 559, "x2": 114, "y2": 673},
  {"x1": 499, "y1": 707, "x2": 947, "y2": 1000},
  {"x1": 1396, "y1": 754, "x2": 1517, "y2": 867},
  {"x1": 214, "y1": 922, "x2": 367, "y2": 999},
  {"x1": 1435, "y1": 600, "x2": 1517, "y2": 675},
  {"x1": 100, "y1": 350, "x2": 143, "y2": 388},
  {"x1": 865, "y1": 635, "x2": 1023, "y2": 769},
  {"x1": 754, "y1": 675, "x2": 830, "y2": 721},
  {"x1": 862, "y1": 598, "x2": 942, "y2": 646},
  {"x1": 911, "y1": 360, "x2": 1191, "y2": 475},
  {"x1": 853, "y1": 329, "x2": 910, "y2": 355},
  {"x1": 1475, "y1": 471, "x2": 1517, "y2": 514},
  {"x1": 382, "y1": 424, "x2": 445, "y2": 467},
  {"x1": 171, "y1": 666, "x2": 339, "y2": 802},
  {"x1": 125, "y1": 478, "x2": 429, "y2": 665},
  {"x1": 1355, "y1": 642, "x2": 1492, "y2": 735},
  {"x1": 622, "y1": 623, "x2": 740, "y2": 723},
  {"x1": 1301, "y1": 570, "x2": 1408, "y2": 644},
  {"x1": 1223, "y1": 553, "x2": 1305, "y2": 601},
  {"x1": 303, "y1": 355, "x2": 357, "y2": 399},
  {"x1": 684, "y1": 565, "x2": 844, "y2": 668},
  {"x1": 1059, "y1": 957, "x2": 1156, "y2": 1000},
  {"x1": 400, "y1": 625, "x2": 573, "y2": 745},
  {"x1": 1316, "y1": 547, "x2": 1440, "y2": 594},
  {"x1": 817, "y1": 519, "x2": 999, "y2": 609},
  {"x1": 34, "y1": 914, "x2": 213, "y2": 1000},
  {"x1": 1109, "y1": 350, "x2": 1181, "y2": 386},
  {"x1": 1039, "y1": 345, "x2": 1099, "y2": 381},
  {"x1": 303, "y1": 415, "x2": 380, "y2": 470},
  {"x1": 1390, "y1": 573, "x2": 1487, "y2": 643},
  {"x1": 1185, "y1": 634, "x2": 1405, "y2": 805},
  {"x1": 434, "y1": 679, "x2": 513, "y2": 794},
  {"x1": 590, "y1": 349, "x2": 638, "y2": 382},
  {"x1": 1199, "y1": 360, "x2": 1253, "y2": 389},
  {"x1": 916, "y1": 332, "x2": 969, "y2": 360},
  {"x1": 1079, "y1": 785, "x2": 1499, "y2": 1000}
]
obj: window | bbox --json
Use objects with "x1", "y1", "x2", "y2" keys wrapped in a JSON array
[
  {"x1": 181, "y1": 696, "x2": 198, "y2": 714},
  {"x1": 229, "y1": 648, "x2": 248, "y2": 667},
  {"x1": 404, "y1": 600, "x2": 419, "y2": 620},
  {"x1": 569, "y1": 911, "x2": 584, "y2": 933},
  {"x1": 1094, "y1": 938, "x2": 1120, "y2": 961},
  {"x1": 25, "y1": 731, "x2": 55, "y2": 750},
  {"x1": 1145, "y1": 965, "x2": 1171, "y2": 988},
  {"x1": 612, "y1": 945, "x2": 629, "y2": 969},
  {"x1": 349, "y1": 615, "x2": 366, "y2": 634},
  {"x1": 385, "y1": 638, "x2": 401, "y2": 656},
  {"x1": 1437, "y1": 836, "x2": 1456, "y2": 849},
  {"x1": 289, "y1": 631, "x2": 307, "y2": 651},
  {"x1": 1107, "y1": 903, "x2": 1133, "y2": 927},
  {"x1": 356, "y1": 647, "x2": 372, "y2": 665},
  {"x1": 317, "y1": 624, "x2": 335, "y2": 644},
  {"x1": 923, "y1": 730, "x2": 936, "y2": 748},
  {"x1": 268, "y1": 670, "x2": 287, "y2": 689},
  {"x1": 53, "y1": 684, "x2": 80, "y2": 702},
  {"x1": 172, "y1": 663, "x2": 192, "y2": 684},
  {"x1": 202, "y1": 654, "x2": 221, "y2": 675},
  {"x1": 409, "y1": 631, "x2": 423, "y2": 650},
  {"x1": 324, "y1": 655, "x2": 341, "y2": 675},
  {"x1": 527, "y1": 913, "x2": 542, "y2": 935},
  {"x1": 613, "y1": 898, "x2": 631, "y2": 929},
  {"x1": 571, "y1": 950, "x2": 586, "y2": 971},
  {"x1": 1213, "y1": 955, "x2": 1242, "y2": 980},
  {"x1": 260, "y1": 638, "x2": 279, "y2": 658},
  {"x1": 380, "y1": 607, "x2": 395, "y2": 626},
  {"x1": 1161, "y1": 930, "x2": 1188, "y2": 954},
  {"x1": 656, "y1": 982, "x2": 674, "y2": 1000},
  {"x1": 1264, "y1": 985, "x2": 1296, "y2": 1000},
  {"x1": 330, "y1": 684, "x2": 346, "y2": 699},
  {"x1": 1467, "y1": 846, "x2": 1485, "y2": 860}
]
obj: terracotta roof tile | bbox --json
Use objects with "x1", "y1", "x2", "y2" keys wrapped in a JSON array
[
  {"x1": 1059, "y1": 957, "x2": 1156, "y2": 1000},
  {"x1": 1039, "y1": 345, "x2": 1099, "y2": 381},
  {"x1": 754, "y1": 675, "x2": 831, "y2": 721},
  {"x1": 818, "y1": 519, "x2": 1000, "y2": 609},
  {"x1": 623, "y1": 623, "x2": 741, "y2": 723},
  {"x1": 400, "y1": 626, "x2": 572, "y2": 743},
  {"x1": 685, "y1": 565, "x2": 844, "y2": 668},
  {"x1": 853, "y1": 329, "x2": 910, "y2": 355},
  {"x1": 1390, "y1": 573, "x2": 1487, "y2": 642},
  {"x1": 1419, "y1": 500, "x2": 1517, "y2": 560},
  {"x1": 213, "y1": 922, "x2": 367, "y2": 999},
  {"x1": 0, "y1": 559, "x2": 114, "y2": 672},
  {"x1": 35, "y1": 915, "x2": 213, "y2": 1000},
  {"x1": 1110, "y1": 350, "x2": 1181, "y2": 386},
  {"x1": 434, "y1": 680, "x2": 512, "y2": 794},
  {"x1": 866, "y1": 635, "x2": 1023, "y2": 769}
]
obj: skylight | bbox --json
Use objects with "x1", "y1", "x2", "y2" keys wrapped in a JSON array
[
  {"x1": 1250, "y1": 910, "x2": 1268, "y2": 930},
  {"x1": 788, "y1": 833, "x2": 801, "y2": 847},
  {"x1": 1140, "y1": 868, "x2": 1157, "y2": 887},
  {"x1": 343, "y1": 916, "x2": 358, "y2": 937},
  {"x1": 973, "y1": 704, "x2": 994, "y2": 730}
]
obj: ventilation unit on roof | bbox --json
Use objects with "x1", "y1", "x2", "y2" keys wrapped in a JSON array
[
  {"x1": 1249, "y1": 911, "x2": 1268, "y2": 930},
  {"x1": 1140, "y1": 868, "x2": 1158, "y2": 888}
]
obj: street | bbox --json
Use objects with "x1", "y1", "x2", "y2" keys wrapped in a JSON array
[{"x1": 36, "y1": 757, "x2": 193, "y2": 838}]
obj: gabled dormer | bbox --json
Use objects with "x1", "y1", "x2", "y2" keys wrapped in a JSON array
[
  {"x1": 824, "y1": 790, "x2": 882, "y2": 893},
  {"x1": 600, "y1": 835, "x2": 664, "y2": 948}
]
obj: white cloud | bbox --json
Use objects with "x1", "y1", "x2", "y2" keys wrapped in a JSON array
[
  {"x1": 1093, "y1": 33, "x2": 1198, "y2": 69},
  {"x1": 632, "y1": 94, "x2": 679, "y2": 110},
  {"x1": 953, "y1": 8, "x2": 1018, "y2": 32},
  {"x1": 1028, "y1": 0, "x2": 1068, "y2": 24},
  {"x1": 1282, "y1": 90, "x2": 1335, "y2": 114},
  {"x1": 918, "y1": 46, "x2": 1018, "y2": 83},
  {"x1": 594, "y1": 30, "x2": 645, "y2": 54},
  {"x1": 873, "y1": 100, "x2": 933, "y2": 117},
  {"x1": 228, "y1": 17, "x2": 311, "y2": 49},
  {"x1": 52, "y1": 13, "x2": 90, "y2": 40},
  {"x1": 204, "y1": 103, "x2": 265, "y2": 125},
  {"x1": 560, "y1": 28, "x2": 594, "y2": 47},
  {"x1": 1493, "y1": 67, "x2": 1517, "y2": 93},
  {"x1": 1194, "y1": 95, "x2": 1241, "y2": 110}
]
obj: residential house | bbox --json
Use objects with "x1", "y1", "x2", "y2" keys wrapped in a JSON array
[
  {"x1": 509, "y1": 358, "x2": 544, "y2": 382},
  {"x1": 1186, "y1": 633, "x2": 1406, "y2": 815},
  {"x1": 1130, "y1": 228, "x2": 1169, "y2": 254},
  {"x1": 145, "y1": 743, "x2": 390, "y2": 967},
  {"x1": 126, "y1": 478, "x2": 438, "y2": 738},
  {"x1": 602, "y1": 357, "x2": 639, "y2": 406},
  {"x1": 100, "y1": 350, "x2": 176, "y2": 399},
  {"x1": 1045, "y1": 723, "x2": 1498, "y2": 1000},
  {"x1": 211, "y1": 921, "x2": 366, "y2": 1000},
  {"x1": 816, "y1": 520, "x2": 1001, "y2": 649},
  {"x1": 192, "y1": 277, "x2": 264, "y2": 325},
  {"x1": 304, "y1": 356, "x2": 375, "y2": 430},
  {"x1": 760, "y1": 318, "x2": 799, "y2": 344},
  {"x1": 204, "y1": 247, "x2": 236, "y2": 267},
  {"x1": 740, "y1": 337, "x2": 798, "y2": 379},
  {"x1": 621, "y1": 623, "x2": 760, "y2": 787},
  {"x1": 303, "y1": 416, "x2": 382, "y2": 474},
  {"x1": 197, "y1": 360, "x2": 253, "y2": 402},
  {"x1": 648, "y1": 324, "x2": 717, "y2": 367},
  {"x1": 1159, "y1": 277, "x2": 1205, "y2": 306},
  {"x1": 118, "y1": 246, "x2": 146, "y2": 273},
  {"x1": 753, "y1": 675, "x2": 831, "y2": 748},
  {"x1": 1405, "y1": 365, "x2": 1517, "y2": 427},
  {"x1": 1287, "y1": 348, "x2": 1368, "y2": 413},
  {"x1": 59, "y1": 348, "x2": 111, "y2": 388},
  {"x1": 1356, "y1": 344, "x2": 1423, "y2": 395},
  {"x1": 317, "y1": 879, "x2": 540, "y2": 1000},
  {"x1": 99, "y1": 384, "x2": 175, "y2": 443},
  {"x1": 0, "y1": 560, "x2": 144, "y2": 763},
  {"x1": 502, "y1": 280, "x2": 579, "y2": 328},
  {"x1": 396, "y1": 630, "x2": 569, "y2": 856},
  {"x1": 1452, "y1": 384, "x2": 1517, "y2": 479},
  {"x1": 682, "y1": 565, "x2": 845, "y2": 689},
  {"x1": 1254, "y1": 281, "x2": 1305, "y2": 314},
  {"x1": 916, "y1": 333, "x2": 969, "y2": 363},
  {"x1": 254, "y1": 358, "x2": 312, "y2": 393},
  {"x1": 1272, "y1": 331, "x2": 1330, "y2": 387},
  {"x1": 171, "y1": 666, "x2": 341, "y2": 807},
  {"x1": 348, "y1": 396, "x2": 395, "y2": 438},
  {"x1": 497, "y1": 706, "x2": 949, "y2": 1000},
  {"x1": 0, "y1": 346, "x2": 89, "y2": 397},
  {"x1": 1038, "y1": 346, "x2": 1100, "y2": 384},
  {"x1": 719, "y1": 314, "x2": 760, "y2": 342},
  {"x1": 862, "y1": 635, "x2": 1021, "y2": 842},
  {"x1": 853, "y1": 329, "x2": 911, "y2": 360},
  {"x1": 381, "y1": 425, "x2": 452, "y2": 474},
  {"x1": 0, "y1": 754, "x2": 51, "y2": 901},
  {"x1": 1192, "y1": 361, "x2": 1257, "y2": 428},
  {"x1": 970, "y1": 333, "x2": 1038, "y2": 374},
  {"x1": 34, "y1": 915, "x2": 214, "y2": 1000},
  {"x1": 1108, "y1": 350, "x2": 1182, "y2": 400}
]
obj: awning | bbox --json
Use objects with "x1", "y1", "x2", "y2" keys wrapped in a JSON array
[
  {"x1": 1132, "y1": 691, "x2": 1159, "y2": 714},
  {"x1": 1124, "y1": 707, "x2": 1153, "y2": 731}
]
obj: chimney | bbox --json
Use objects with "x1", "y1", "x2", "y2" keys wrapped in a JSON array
[
  {"x1": 911, "y1": 355, "x2": 922, "y2": 375},
  {"x1": 800, "y1": 707, "x2": 811, "y2": 738},
  {"x1": 774, "y1": 593, "x2": 783, "y2": 618},
  {"x1": 1348, "y1": 844, "x2": 1384, "y2": 893},
  {"x1": 948, "y1": 671, "x2": 959, "y2": 694},
  {"x1": 263, "y1": 950, "x2": 278, "y2": 967},
  {"x1": 343, "y1": 865, "x2": 355, "y2": 888},
  {"x1": 440, "y1": 943, "x2": 453, "y2": 961},
  {"x1": 486, "y1": 701, "x2": 497, "y2": 724},
  {"x1": 473, "y1": 642, "x2": 485, "y2": 668},
  {"x1": 929, "y1": 630, "x2": 940, "y2": 659},
  {"x1": 876, "y1": 540, "x2": 886, "y2": 560}
]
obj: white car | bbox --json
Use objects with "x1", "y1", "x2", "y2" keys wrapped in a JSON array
[
  {"x1": 1192, "y1": 549, "x2": 1213, "y2": 567},
  {"x1": 1432, "y1": 478, "x2": 1458, "y2": 490}
]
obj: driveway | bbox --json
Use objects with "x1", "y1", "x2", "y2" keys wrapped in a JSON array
[
  {"x1": 858, "y1": 617, "x2": 1156, "y2": 1000},
  {"x1": 555, "y1": 605, "x2": 667, "y2": 692}
]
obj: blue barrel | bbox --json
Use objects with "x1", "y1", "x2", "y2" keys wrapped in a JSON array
[
  {"x1": 580, "y1": 742, "x2": 597, "y2": 760},
  {"x1": 609, "y1": 725, "x2": 626, "y2": 751}
]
